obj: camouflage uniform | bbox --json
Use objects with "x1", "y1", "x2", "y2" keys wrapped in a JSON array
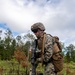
[
  {"x1": 44, "y1": 34, "x2": 56, "y2": 75},
  {"x1": 31, "y1": 22, "x2": 56, "y2": 75},
  {"x1": 38, "y1": 34, "x2": 56, "y2": 75}
]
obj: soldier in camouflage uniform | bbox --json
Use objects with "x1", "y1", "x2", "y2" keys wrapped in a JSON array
[{"x1": 31, "y1": 22, "x2": 57, "y2": 75}]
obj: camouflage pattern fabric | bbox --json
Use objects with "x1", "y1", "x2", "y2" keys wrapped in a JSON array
[
  {"x1": 31, "y1": 22, "x2": 45, "y2": 31},
  {"x1": 44, "y1": 63, "x2": 56, "y2": 75},
  {"x1": 44, "y1": 34, "x2": 56, "y2": 75},
  {"x1": 38, "y1": 34, "x2": 56, "y2": 75},
  {"x1": 44, "y1": 34, "x2": 53, "y2": 63}
]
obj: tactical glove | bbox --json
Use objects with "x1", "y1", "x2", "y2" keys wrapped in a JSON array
[
  {"x1": 36, "y1": 58, "x2": 42, "y2": 62},
  {"x1": 35, "y1": 49, "x2": 41, "y2": 58}
]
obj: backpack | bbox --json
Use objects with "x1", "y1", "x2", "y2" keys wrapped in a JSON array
[{"x1": 52, "y1": 36, "x2": 64, "y2": 73}]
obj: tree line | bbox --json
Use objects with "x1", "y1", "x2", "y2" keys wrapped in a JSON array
[{"x1": 0, "y1": 29, "x2": 75, "y2": 62}]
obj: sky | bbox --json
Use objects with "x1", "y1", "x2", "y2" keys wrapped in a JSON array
[{"x1": 0, "y1": 0, "x2": 75, "y2": 46}]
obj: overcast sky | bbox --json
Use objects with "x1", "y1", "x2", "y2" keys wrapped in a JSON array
[{"x1": 0, "y1": 0, "x2": 75, "y2": 46}]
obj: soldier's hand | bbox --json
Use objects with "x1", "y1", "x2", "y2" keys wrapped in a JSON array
[
  {"x1": 35, "y1": 49, "x2": 41, "y2": 58},
  {"x1": 36, "y1": 58, "x2": 42, "y2": 63}
]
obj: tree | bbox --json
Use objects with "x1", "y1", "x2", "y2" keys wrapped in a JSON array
[
  {"x1": 2, "y1": 28, "x2": 14, "y2": 60},
  {"x1": 0, "y1": 30, "x2": 2, "y2": 40},
  {"x1": 23, "y1": 33, "x2": 35, "y2": 41},
  {"x1": 65, "y1": 44, "x2": 75, "y2": 62},
  {"x1": 23, "y1": 33, "x2": 35, "y2": 61}
]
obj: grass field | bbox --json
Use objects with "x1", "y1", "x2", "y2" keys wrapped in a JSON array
[
  {"x1": 0, "y1": 60, "x2": 75, "y2": 75},
  {"x1": 58, "y1": 62, "x2": 75, "y2": 75},
  {"x1": 0, "y1": 60, "x2": 28, "y2": 75}
]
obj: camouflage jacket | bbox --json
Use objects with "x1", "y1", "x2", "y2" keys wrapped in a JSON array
[{"x1": 37, "y1": 33, "x2": 54, "y2": 63}]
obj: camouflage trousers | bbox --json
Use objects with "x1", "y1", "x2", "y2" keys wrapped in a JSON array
[{"x1": 43, "y1": 63, "x2": 57, "y2": 75}]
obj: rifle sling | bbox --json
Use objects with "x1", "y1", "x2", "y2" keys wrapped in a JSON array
[{"x1": 41, "y1": 33, "x2": 46, "y2": 64}]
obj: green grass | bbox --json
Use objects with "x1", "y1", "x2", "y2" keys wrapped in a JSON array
[
  {"x1": 0, "y1": 60, "x2": 28, "y2": 75},
  {"x1": 0, "y1": 60, "x2": 75, "y2": 75}
]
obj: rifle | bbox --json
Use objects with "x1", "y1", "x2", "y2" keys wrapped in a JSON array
[{"x1": 31, "y1": 39, "x2": 37, "y2": 75}]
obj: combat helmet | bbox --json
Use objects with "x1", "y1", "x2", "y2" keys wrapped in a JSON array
[{"x1": 31, "y1": 22, "x2": 45, "y2": 32}]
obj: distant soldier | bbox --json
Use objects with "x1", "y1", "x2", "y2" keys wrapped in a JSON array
[{"x1": 31, "y1": 22, "x2": 57, "y2": 75}]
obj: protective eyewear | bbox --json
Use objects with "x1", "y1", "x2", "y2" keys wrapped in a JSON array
[{"x1": 32, "y1": 29, "x2": 38, "y2": 33}]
